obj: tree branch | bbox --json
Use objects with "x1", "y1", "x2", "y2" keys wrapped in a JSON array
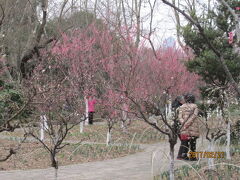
[
  {"x1": 0, "y1": 97, "x2": 32, "y2": 133},
  {"x1": 20, "y1": 0, "x2": 49, "y2": 78},
  {"x1": 0, "y1": 149, "x2": 15, "y2": 162},
  {"x1": 162, "y1": 0, "x2": 240, "y2": 98},
  {"x1": 0, "y1": 4, "x2": 4, "y2": 27},
  {"x1": 217, "y1": 0, "x2": 240, "y2": 43}
]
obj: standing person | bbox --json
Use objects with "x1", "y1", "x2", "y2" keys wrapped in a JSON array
[
  {"x1": 88, "y1": 96, "x2": 96, "y2": 125},
  {"x1": 177, "y1": 93, "x2": 200, "y2": 161},
  {"x1": 172, "y1": 96, "x2": 184, "y2": 136},
  {"x1": 172, "y1": 96, "x2": 184, "y2": 110}
]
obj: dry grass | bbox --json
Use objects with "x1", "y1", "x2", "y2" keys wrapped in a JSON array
[
  {"x1": 157, "y1": 147, "x2": 240, "y2": 180},
  {"x1": 0, "y1": 139, "x2": 141, "y2": 170},
  {"x1": 1, "y1": 120, "x2": 166, "y2": 144}
]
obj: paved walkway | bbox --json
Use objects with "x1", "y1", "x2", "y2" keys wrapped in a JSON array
[{"x1": 0, "y1": 138, "x2": 208, "y2": 180}]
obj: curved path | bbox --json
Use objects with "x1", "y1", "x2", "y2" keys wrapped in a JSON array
[{"x1": 0, "y1": 138, "x2": 208, "y2": 180}]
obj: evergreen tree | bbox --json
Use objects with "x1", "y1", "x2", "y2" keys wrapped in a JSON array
[{"x1": 182, "y1": 0, "x2": 240, "y2": 91}]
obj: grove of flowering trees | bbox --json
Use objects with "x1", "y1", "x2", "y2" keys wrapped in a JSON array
[
  {"x1": 1, "y1": 1, "x2": 240, "y2": 179},
  {"x1": 0, "y1": 15, "x2": 201, "y2": 177},
  {"x1": 37, "y1": 22, "x2": 200, "y2": 179},
  {"x1": 49, "y1": 22, "x2": 200, "y2": 120}
]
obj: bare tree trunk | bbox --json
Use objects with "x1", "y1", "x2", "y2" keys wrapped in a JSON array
[
  {"x1": 0, "y1": 55, "x2": 13, "y2": 81},
  {"x1": 121, "y1": 109, "x2": 127, "y2": 130},
  {"x1": 106, "y1": 127, "x2": 111, "y2": 146},
  {"x1": 121, "y1": 120, "x2": 125, "y2": 129},
  {"x1": 169, "y1": 143, "x2": 175, "y2": 180},
  {"x1": 165, "y1": 104, "x2": 168, "y2": 119},
  {"x1": 80, "y1": 117, "x2": 84, "y2": 133},
  {"x1": 85, "y1": 97, "x2": 89, "y2": 125},
  {"x1": 134, "y1": 0, "x2": 142, "y2": 48},
  {"x1": 40, "y1": 115, "x2": 45, "y2": 141},
  {"x1": 55, "y1": 168, "x2": 58, "y2": 180},
  {"x1": 20, "y1": 0, "x2": 49, "y2": 78},
  {"x1": 50, "y1": 153, "x2": 58, "y2": 180},
  {"x1": 216, "y1": 106, "x2": 220, "y2": 117},
  {"x1": 237, "y1": 121, "x2": 240, "y2": 145},
  {"x1": 94, "y1": 0, "x2": 98, "y2": 18},
  {"x1": 172, "y1": 0, "x2": 185, "y2": 49},
  {"x1": 226, "y1": 121, "x2": 231, "y2": 160},
  {"x1": 168, "y1": 97, "x2": 172, "y2": 119},
  {"x1": 40, "y1": 126, "x2": 44, "y2": 141},
  {"x1": 208, "y1": 139, "x2": 215, "y2": 169},
  {"x1": 225, "y1": 95, "x2": 231, "y2": 160},
  {"x1": 43, "y1": 115, "x2": 48, "y2": 129}
]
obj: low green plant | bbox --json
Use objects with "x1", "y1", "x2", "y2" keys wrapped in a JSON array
[{"x1": 0, "y1": 80, "x2": 31, "y2": 124}]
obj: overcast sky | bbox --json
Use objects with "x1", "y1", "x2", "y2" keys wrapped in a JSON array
[{"x1": 49, "y1": 0, "x2": 218, "y2": 48}]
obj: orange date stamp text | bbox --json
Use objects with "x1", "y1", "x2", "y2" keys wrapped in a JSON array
[{"x1": 188, "y1": 152, "x2": 224, "y2": 158}]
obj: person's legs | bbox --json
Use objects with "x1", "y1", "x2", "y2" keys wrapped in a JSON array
[
  {"x1": 189, "y1": 136, "x2": 198, "y2": 160},
  {"x1": 88, "y1": 112, "x2": 94, "y2": 124},
  {"x1": 177, "y1": 140, "x2": 189, "y2": 159},
  {"x1": 189, "y1": 136, "x2": 197, "y2": 152}
]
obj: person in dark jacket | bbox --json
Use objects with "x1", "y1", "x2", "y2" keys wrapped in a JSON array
[
  {"x1": 172, "y1": 96, "x2": 184, "y2": 110},
  {"x1": 172, "y1": 96, "x2": 184, "y2": 135}
]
